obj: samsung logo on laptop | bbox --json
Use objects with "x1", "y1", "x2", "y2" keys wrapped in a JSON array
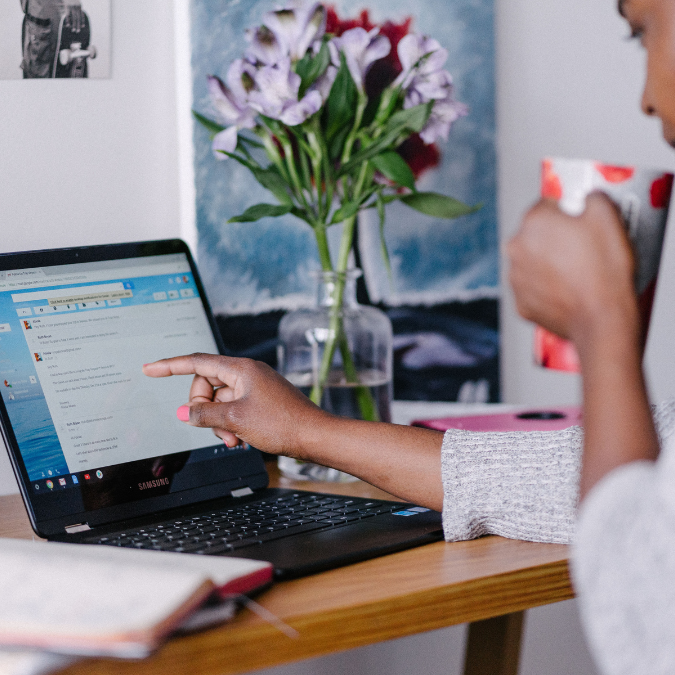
[{"x1": 138, "y1": 478, "x2": 170, "y2": 491}]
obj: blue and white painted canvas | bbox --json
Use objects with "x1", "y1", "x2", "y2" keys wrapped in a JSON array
[{"x1": 190, "y1": 0, "x2": 500, "y2": 401}]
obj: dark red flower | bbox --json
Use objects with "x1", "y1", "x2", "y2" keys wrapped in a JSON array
[
  {"x1": 325, "y1": 7, "x2": 375, "y2": 35},
  {"x1": 325, "y1": 5, "x2": 442, "y2": 179},
  {"x1": 397, "y1": 133, "x2": 441, "y2": 179},
  {"x1": 326, "y1": 6, "x2": 412, "y2": 94},
  {"x1": 376, "y1": 18, "x2": 412, "y2": 74}
]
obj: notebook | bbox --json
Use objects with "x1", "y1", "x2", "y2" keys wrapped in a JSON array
[
  {"x1": 0, "y1": 240, "x2": 442, "y2": 579},
  {"x1": 0, "y1": 537, "x2": 272, "y2": 657},
  {"x1": 411, "y1": 406, "x2": 583, "y2": 432}
]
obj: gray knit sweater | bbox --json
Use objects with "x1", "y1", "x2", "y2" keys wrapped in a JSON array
[
  {"x1": 441, "y1": 399, "x2": 675, "y2": 675},
  {"x1": 441, "y1": 425, "x2": 582, "y2": 543}
]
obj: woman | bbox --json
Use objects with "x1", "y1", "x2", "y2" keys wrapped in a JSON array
[{"x1": 144, "y1": 0, "x2": 675, "y2": 671}]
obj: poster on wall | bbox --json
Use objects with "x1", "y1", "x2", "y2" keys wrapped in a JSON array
[
  {"x1": 0, "y1": 0, "x2": 111, "y2": 79},
  {"x1": 190, "y1": 0, "x2": 500, "y2": 402}
]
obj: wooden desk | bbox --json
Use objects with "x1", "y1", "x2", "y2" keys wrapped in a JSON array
[{"x1": 0, "y1": 464, "x2": 572, "y2": 675}]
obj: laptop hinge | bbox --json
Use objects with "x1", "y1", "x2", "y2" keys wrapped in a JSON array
[
  {"x1": 231, "y1": 487, "x2": 253, "y2": 498},
  {"x1": 65, "y1": 523, "x2": 91, "y2": 534}
]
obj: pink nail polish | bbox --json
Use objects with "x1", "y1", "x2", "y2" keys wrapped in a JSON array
[{"x1": 176, "y1": 405, "x2": 190, "y2": 422}]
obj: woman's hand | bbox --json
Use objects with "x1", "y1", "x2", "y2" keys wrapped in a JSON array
[
  {"x1": 509, "y1": 192, "x2": 659, "y2": 498},
  {"x1": 142, "y1": 354, "x2": 327, "y2": 457},
  {"x1": 143, "y1": 353, "x2": 445, "y2": 509},
  {"x1": 507, "y1": 192, "x2": 640, "y2": 355}
]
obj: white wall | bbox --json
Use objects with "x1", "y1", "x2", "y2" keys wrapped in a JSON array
[
  {"x1": 497, "y1": 0, "x2": 675, "y2": 406},
  {"x1": 0, "y1": 0, "x2": 181, "y2": 494},
  {"x1": 0, "y1": 0, "x2": 180, "y2": 253},
  {"x1": 1, "y1": 1, "x2": 673, "y2": 673}
]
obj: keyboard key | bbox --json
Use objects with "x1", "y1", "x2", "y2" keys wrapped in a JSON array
[
  {"x1": 257, "y1": 521, "x2": 332, "y2": 543},
  {"x1": 180, "y1": 541, "x2": 210, "y2": 553},
  {"x1": 200, "y1": 543, "x2": 234, "y2": 555},
  {"x1": 198, "y1": 525, "x2": 218, "y2": 534}
]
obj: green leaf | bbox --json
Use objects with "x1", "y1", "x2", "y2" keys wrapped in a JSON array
[
  {"x1": 400, "y1": 192, "x2": 482, "y2": 219},
  {"x1": 295, "y1": 41, "x2": 331, "y2": 98},
  {"x1": 330, "y1": 200, "x2": 362, "y2": 224},
  {"x1": 376, "y1": 192, "x2": 392, "y2": 278},
  {"x1": 228, "y1": 203, "x2": 293, "y2": 223},
  {"x1": 290, "y1": 207, "x2": 312, "y2": 225},
  {"x1": 338, "y1": 102, "x2": 432, "y2": 177},
  {"x1": 370, "y1": 152, "x2": 416, "y2": 190},
  {"x1": 238, "y1": 134, "x2": 264, "y2": 149},
  {"x1": 252, "y1": 168, "x2": 293, "y2": 206},
  {"x1": 385, "y1": 103, "x2": 431, "y2": 134},
  {"x1": 192, "y1": 111, "x2": 224, "y2": 136},
  {"x1": 323, "y1": 54, "x2": 357, "y2": 143},
  {"x1": 217, "y1": 150, "x2": 259, "y2": 173},
  {"x1": 328, "y1": 125, "x2": 350, "y2": 161}
]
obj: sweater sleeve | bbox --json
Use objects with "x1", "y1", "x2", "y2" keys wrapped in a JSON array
[
  {"x1": 439, "y1": 398, "x2": 675, "y2": 545},
  {"x1": 441, "y1": 426, "x2": 582, "y2": 543},
  {"x1": 571, "y1": 439, "x2": 675, "y2": 675},
  {"x1": 652, "y1": 397, "x2": 675, "y2": 446}
]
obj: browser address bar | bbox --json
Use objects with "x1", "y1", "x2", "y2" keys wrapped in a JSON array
[{"x1": 11, "y1": 283, "x2": 128, "y2": 304}]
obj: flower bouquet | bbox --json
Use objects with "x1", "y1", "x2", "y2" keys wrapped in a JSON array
[{"x1": 195, "y1": 1, "x2": 479, "y2": 424}]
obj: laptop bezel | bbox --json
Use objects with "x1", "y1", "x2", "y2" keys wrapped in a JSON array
[{"x1": 0, "y1": 239, "x2": 269, "y2": 538}]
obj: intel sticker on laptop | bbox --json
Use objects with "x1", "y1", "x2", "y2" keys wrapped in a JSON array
[{"x1": 393, "y1": 507, "x2": 431, "y2": 516}]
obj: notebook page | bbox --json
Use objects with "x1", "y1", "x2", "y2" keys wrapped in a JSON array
[
  {"x1": 0, "y1": 538, "x2": 211, "y2": 654},
  {"x1": 63, "y1": 542, "x2": 273, "y2": 588}
]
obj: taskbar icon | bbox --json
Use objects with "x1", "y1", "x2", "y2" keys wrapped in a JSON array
[{"x1": 34, "y1": 472, "x2": 87, "y2": 491}]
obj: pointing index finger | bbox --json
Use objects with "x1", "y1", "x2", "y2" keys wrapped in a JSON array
[{"x1": 142, "y1": 353, "x2": 238, "y2": 389}]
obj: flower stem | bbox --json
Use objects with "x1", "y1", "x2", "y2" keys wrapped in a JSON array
[
  {"x1": 314, "y1": 226, "x2": 333, "y2": 272},
  {"x1": 309, "y1": 203, "x2": 380, "y2": 420},
  {"x1": 305, "y1": 99, "x2": 381, "y2": 421}
]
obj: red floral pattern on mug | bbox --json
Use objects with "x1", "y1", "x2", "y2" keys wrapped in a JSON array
[
  {"x1": 650, "y1": 174, "x2": 674, "y2": 208},
  {"x1": 541, "y1": 160, "x2": 563, "y2": 200},
  {"x1": 594, "y1": 163, "x2": 635, "y2": 183}
]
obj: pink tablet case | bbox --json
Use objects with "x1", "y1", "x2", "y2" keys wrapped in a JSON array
[{"x1": 411, "y1": 406, "x2": 582, "y2": 432}]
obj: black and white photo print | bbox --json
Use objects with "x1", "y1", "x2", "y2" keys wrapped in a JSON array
[{"x1": 0, "y1": 0, "x2": 111, "y2": 79}]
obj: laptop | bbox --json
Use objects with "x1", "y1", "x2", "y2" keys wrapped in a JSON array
[{"x1": 0, "y1": 240, "x2": 443, "y2": 579}]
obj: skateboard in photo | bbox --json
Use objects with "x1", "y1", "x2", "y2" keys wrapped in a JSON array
[{"x1": 54, "y1": 9, "x2": 96, "y2": 78}]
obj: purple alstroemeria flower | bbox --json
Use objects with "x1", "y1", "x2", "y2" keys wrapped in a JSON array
[
  {"x1": 245, "y1": 25, "x2": 286, "y2": 66},
  {"x1": 420, "y1": 97, "x2": 468, "y2": 144},
  {"x1": 395, "y1": 34, "x2": 449, "y2": 95},
  {"x1": 394, "y1": 33, "x2": 468, "y2": 144},
  {"x1": 330, "y1": 27, "x2": 391, "y2": 93},
  {"x1": 208, "y1": 60, "x2": 257, "y2": 159},
  {"x1": 248, "y1": 57, "x2": 323, "y2": 126},
  {"x1": 311, "y1": 63, "x2": 339, "y2": 103},
  {"x1": 247, "y1": 1, "x2": 327, "y2": 64}
]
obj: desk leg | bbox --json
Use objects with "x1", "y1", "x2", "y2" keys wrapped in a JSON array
[{"x1": 462, "y1": 611, "x2": 524, "y2": 675}]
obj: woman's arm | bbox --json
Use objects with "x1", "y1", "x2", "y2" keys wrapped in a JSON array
[
  {"x1": 143, "y1": 354, "x2": 445, "y2": 509},
  {"x1": 144, "y1": 353, "x2": 587, "y2": 539},
  {"x1": 508, "y1": 193, "x2": 660, "y2": 499}
]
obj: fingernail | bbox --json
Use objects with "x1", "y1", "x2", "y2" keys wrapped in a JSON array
[{"x1": 176, "y1": 405, "x2": 190, "y2": 422}]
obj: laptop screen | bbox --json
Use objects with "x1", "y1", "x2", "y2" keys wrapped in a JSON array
[{"x1": 0, "y1": 246, "x2": 265, "y2": 534}]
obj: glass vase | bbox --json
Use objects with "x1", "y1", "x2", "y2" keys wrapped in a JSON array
[{"x1": 277, "y1": 269, "x2": 393, "y2": 482}]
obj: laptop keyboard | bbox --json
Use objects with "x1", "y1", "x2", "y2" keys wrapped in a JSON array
[{"x1": 87, "y1": 492, "x2": 403, "y2": 555}]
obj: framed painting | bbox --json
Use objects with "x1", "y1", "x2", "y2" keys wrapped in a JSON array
[{"x1": 189, "y1": 0, "x2": 499, "y2": 402}]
